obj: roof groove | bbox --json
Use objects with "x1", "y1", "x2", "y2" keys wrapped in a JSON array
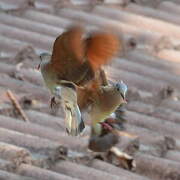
[{"x1": 0, "y1": 1, "x2": 180, "y2": 179}]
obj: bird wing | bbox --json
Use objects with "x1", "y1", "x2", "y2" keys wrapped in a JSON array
[
  {"x1": 51, "y1": 25, "x2": 95, "y2": 85},
  {"x1": 76, "y1": 31, "x2": 121, "y2": 104},
  {"x1": 51, "y1": 25, "x2": 120, "y2": 85},
  {"x1": 51, "y1": 25, "x2": 85, "y2": 66},
  {"x1": 77, "y1": 69, "x2": 109, "y2": 110},
  {"x1": 53, "y1": 83, "x2": 85, "y2": 136},
  {"x1": 63, "y1": 100, "x2": 85, "y2": 136},
  {"x1": 86, "y1": 32, "x2": 120, "y2": 70}
]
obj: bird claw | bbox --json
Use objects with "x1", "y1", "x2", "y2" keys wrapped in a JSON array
[
  {"x1": 99, "y1": 117, "x2": 117, "y2": 131},
  {"x1": 104, "y1": 117, "x2": 125, "y2": 131},
  {"x1": 99, "y1": 122, "x2": 113, "y2": 131}
]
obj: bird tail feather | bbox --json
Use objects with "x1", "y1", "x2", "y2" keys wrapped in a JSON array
[
  {"x1": 65, "y1": 104, "x2": 85, "y2": 136},
  {"x1": 86, "y1": 33, "x2": 120, "y2": 70}
]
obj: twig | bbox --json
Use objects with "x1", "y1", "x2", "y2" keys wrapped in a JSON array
[
  {"x1": 6, "y1": 90, "x2": 29, "y2": 122},
  {"x1": 110, "y1": 147, "x2": 133, "y2": 159},
  {"x1": 110, "y1": 146, "x2": 136, "y2": 170},
  {"x1": 112, "y1": 129, "x2": 138, "y2": 139}
]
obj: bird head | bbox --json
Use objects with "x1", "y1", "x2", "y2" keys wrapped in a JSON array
[
  {"x1": 37, "y1": 52, "x2": 51, "y2": 70},
  {"x1": 114, "y1": 80, "x2": 128, "y2": 103}
]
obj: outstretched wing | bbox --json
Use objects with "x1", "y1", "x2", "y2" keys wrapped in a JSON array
[
  {"x1": 86, "y1": 32, "x2": 120, "y2": 70},
  {"x1": 77, "y1": 31, "x2": 120, "y2": 108},
  {"x1": 51, "y1": 25, "x2": 120, "y2": 86},
  {"x1": 53, "y1": 82, "x2": 85, "y2": 136},
  {"x1": 51, "y1": 25, "x2": 95, "y2": 84},
  {"x1": 52, "y1": 25, "x2": 85, "y2": 64}
]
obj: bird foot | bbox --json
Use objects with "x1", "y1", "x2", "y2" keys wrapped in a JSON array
[
  {"x1": 99, "y1": 122, "x2": 113, "y2": 131},
  {"x1": 99, "y1": 117, "x2": 117, "y2": 131}
]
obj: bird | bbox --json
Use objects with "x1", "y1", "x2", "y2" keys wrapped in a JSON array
[
  {"x1": 38, "y1": 25, "x2": 121, "y2": 136},
  {"x1": 87, "y1": 81, "x2": 128, "y2": 152},
  {"x1": 52, "y1": 80, "x2": 85, "y2": 136}
]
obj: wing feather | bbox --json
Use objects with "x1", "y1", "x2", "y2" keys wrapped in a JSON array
[
  {"x1": 51, "y1": 25, "x2": 85, "y2": 72},
  {"x1": 86, "y1": 32, "x2": 120, "y2": 70}
]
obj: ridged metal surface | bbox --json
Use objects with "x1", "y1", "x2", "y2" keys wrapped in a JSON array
[{"x1": 0, "y1": 0, "x2": 180, "y2": 180}]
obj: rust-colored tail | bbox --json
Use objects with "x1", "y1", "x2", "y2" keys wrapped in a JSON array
[
  {"x1": 52, "y1": 25, "x2": 120, "y2": 70},
  {"x1": 86, "y1": 32, "x2": 120, "y2": 70},
  {"x1": 51, "y1": 25, "x2": 121, "y2": 85}
]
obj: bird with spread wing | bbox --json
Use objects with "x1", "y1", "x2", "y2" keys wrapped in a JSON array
[{"x1": 38, "y1": 25, "x2": 126, "y2": 137}]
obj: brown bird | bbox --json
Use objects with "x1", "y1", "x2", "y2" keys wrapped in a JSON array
[
  {"x1": 39, "y1": 25, "x2": 120, "y2": 136},
  {"x1": 87, "y1": 81, "x2": 127, "y2": 152}
]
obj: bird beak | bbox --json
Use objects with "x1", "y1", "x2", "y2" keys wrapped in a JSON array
[
  {"x1": 123, "y1": 99, "x2": 127, "y2": 104},
  {"x1": 36, "y1": 55, "x2": 43, "y2": 70},
  {"x1": 121, "y1": 93, "x2": 127, "y2": 104}
]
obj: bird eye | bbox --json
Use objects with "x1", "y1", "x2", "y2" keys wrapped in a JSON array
[{"x1": 115, "y1": 84, "x2": 120, "y2": 91}]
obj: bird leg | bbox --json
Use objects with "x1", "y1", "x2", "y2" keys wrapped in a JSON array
[
  {"x1": 99, "y1": 121, "x2": 113, "y2": 132},
  {"x1": 50, "y1": 96, "x2": 58, "y2": 109},
  {"x1": 99, "y1": 69, "x2": 108, "y2": 86},
  {"x1": 50, "y1": 86, "x2": 62, "y2": 109},
  {"x1": 100, "y1": 117, "x2": 118, "y2": 131}
]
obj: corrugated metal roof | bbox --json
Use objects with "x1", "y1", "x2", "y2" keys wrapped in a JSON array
[{"x1": 0, "y1": 0, "x2": 180, "y2": 180}]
